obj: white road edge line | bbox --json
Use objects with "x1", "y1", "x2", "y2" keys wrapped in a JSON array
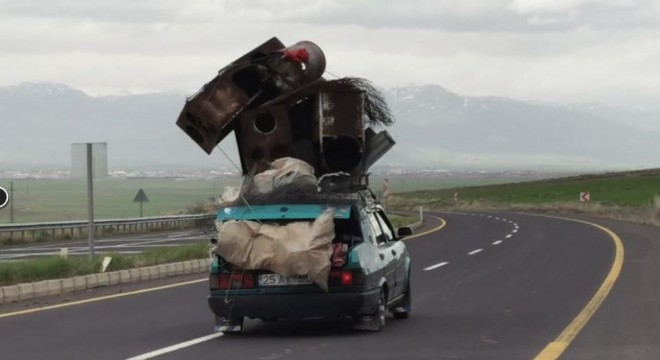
[
  {"x1": 125, "y1": 333, "x2": 224, "y2": 360},
  {"x1": 424, "y1": 261, "x2": 450, "y2": 271},
  {"x1": 512, "y1": 229, "x2": 518, "y2": 233},
  {"x1": 468, "y1": 248, "x2": 483, "y2": 255},
  {"x1": 505, "y1": 234, "x2": 513, "y2": 239},
  {"x1": 492, "y1": 240, "x2": 503, "y2": 245}
]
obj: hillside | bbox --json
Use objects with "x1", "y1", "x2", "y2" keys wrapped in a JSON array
[
  {"x1": 384, "y1": 85, "x2": 660, "y2": 169},
  {"x1": 2, "y1": 82, "x2": 660, "y2": 170},
  {"x1": 396, "y1": 168, "x2": 660, "y2": 207}
]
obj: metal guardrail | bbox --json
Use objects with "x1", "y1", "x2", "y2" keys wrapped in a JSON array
[{"x1": 0, "y1": 214, "x2": 215, "y2": 242}]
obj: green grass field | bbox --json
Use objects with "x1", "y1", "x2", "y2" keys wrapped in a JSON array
[
  {"x1": 0, "y1": 174, "x2": 544, "y2": 224},
  {"x1": 0, "y1": 242, "x2": 209, "y2": 286},
  {"x1": 396, "y1": 168, "x2": 660, "y2": 207},
  {"x1": 0, "y1": 178, "x2": 243, "y2": 224}
]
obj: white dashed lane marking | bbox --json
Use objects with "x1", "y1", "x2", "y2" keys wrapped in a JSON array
[
  {"x1": 125, "y1": 333, "x2": 224, "y2": 360},
  {"x1": 468, "y1": 248, "x2": 483, "y2": 255},
  {"x1": 451, "y1": 213, "x2": 522, "y2": 260},
  {"x1": 424, "y1": 262, "x2": 450, "y2": 271}
]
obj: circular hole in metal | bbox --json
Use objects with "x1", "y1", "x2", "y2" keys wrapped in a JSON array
[
  {"x1": 254, "y1": 113, "x2": 277, "y2": 134},
  {"x1": 251, "y1": 148, "x2": 265, "y2": 161}
]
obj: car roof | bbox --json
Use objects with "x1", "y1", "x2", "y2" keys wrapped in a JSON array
[
  {"x1": 217, "y1": 204, "x2": 353, "y2": 221},
  {"x1": 218, "y1": 189, "x2": 381, "y2": 221}
]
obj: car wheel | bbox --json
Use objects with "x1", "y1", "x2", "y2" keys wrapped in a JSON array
[{"x1": 392, "y1": 280, "x2": 411, "y2": 319}]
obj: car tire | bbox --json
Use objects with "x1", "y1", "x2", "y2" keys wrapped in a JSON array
[{"x1": 392, "y1": 280, "x2": 411, "y2": 319}]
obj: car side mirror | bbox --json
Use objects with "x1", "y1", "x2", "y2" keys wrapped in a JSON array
[
  {"x1": 210, "y1": 237, "x2": 218, "y2": 245},
  {"x1": 397, "y1": 227, "x2": 413, "y2": 237}
]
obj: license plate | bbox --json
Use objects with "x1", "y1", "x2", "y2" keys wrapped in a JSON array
[{"x1": 258, "y1": 274, "x2": 313, "y2": 286}]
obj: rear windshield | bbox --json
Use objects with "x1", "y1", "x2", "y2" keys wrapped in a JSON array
[
  {"x1": 333, "y1": 218, "x2": 363, "y2": 246},
  {"x1": 247, "y1": 217, "x2": 364, "y2": 246}
]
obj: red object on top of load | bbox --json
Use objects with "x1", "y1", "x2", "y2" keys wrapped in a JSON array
[{"x1": 282, "y1": 48, "x2": 310, "y2": 63}]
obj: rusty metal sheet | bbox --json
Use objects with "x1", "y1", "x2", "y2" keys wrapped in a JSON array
[
  {"x1": 313, "y1": 84, "x2": 365, "y2": 174},
  {"x1": 176, "y1": 38, "x2": 326, "y2": 155},
  {"x1": 230, "y1": 80, "x2": 367, "y2": 175},
  {"x1": 235, "y1": 105, "x2": 296, "y2": 174},
  {"x1": 363, "y1": 128, "x2": 395, "y2": 171},
  {"x1": 176, "y1": 63, "x2": 262, "y2": 154}
]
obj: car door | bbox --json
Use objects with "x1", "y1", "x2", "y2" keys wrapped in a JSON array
[
  {"x1": 375, "y1": 210, "x2": 405, "y2": 298},
  {"x1": 364, "y1": 211, "x2": 398, "y2": 297}
]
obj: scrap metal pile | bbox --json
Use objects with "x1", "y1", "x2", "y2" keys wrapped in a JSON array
[
  {"x1": 176, "y1": 37, "x2": 395, "y2": 186},
  {"x1": 176, "y1": 38, "x2": 396, "y2": 290}
]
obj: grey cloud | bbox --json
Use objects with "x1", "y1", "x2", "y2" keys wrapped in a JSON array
[
  {"x1": 226, "y1": 0, "x2": 660, "y2": 32},
  {"x1": 0, "y1": 0, "x2": 221, "y2": 23},
  {"x1": 0, "y1": 0, "x2": 658, "y2": 108},
  {"x1": 3, "y1": 0, "x2": 659, "y2": 32}
]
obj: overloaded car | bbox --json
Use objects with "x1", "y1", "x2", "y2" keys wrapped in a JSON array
[
  {"x1": 173, "y1": 37, "x2": 409, "y2": 334},
  {"x1": 207, "y1": 190, "x2": 413, "y2": 333}
]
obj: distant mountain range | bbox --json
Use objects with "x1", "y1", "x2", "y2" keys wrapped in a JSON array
[
  {"x1": 384, "y1": 85, "x2": 660, "y2": 170},
  {"x1": 2, "y1": 82, "x2": 659, "y2": 170}
]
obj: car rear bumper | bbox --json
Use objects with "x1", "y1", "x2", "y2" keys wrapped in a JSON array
[{"x1": 208, "y1": 288, "x2": 381, "y2": 319}]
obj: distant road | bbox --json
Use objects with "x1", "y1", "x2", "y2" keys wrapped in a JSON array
[
  {"x1": 2, "y1": 212, "x2": 660, "y2": 359},
  {"x1": 0, "y1": 230, "x2": 212, "y2": 260}
]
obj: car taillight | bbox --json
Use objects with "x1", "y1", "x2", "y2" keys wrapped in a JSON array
[
  {"x1": 329, "y1": 270, "x2": 354, "y2": 286},
  {"x1": 218, "y1": 273, "x2": 254, "y2": 289},
  {"x1": 340, "y1": 271, "x2": 353, "y2": 285},
  {"x1": 243, "y1": 274, "x2": 255, "y2": 288}
]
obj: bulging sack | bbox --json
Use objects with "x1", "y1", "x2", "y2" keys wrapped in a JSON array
[{"x1": 217, "y1": 209, "x2": 335, "y2": 291}]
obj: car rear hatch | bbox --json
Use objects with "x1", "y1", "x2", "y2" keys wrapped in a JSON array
[{"x1": 212, "y1": 203, "x2": 366, "y2": 293}]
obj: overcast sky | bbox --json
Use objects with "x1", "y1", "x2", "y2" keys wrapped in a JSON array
[{"x1": 1, "y1": 0, "x2": 659, "y2": 107}]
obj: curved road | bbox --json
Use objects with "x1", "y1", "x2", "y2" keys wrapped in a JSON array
[{"x1": 0, "y1": 211, "x2": 658, "y2": 359}]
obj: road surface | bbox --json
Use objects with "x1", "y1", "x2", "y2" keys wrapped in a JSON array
[{"x1": 1, "y1": 211, "x2": 658, "y2": 359}]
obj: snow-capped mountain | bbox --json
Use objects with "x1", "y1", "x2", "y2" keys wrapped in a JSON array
[
  {"x1": 1, "y1": 82, "x2": 659, "y2": 170},
  {"x1": 383, "y1": 85, "x2": 660, "y2": 169}
]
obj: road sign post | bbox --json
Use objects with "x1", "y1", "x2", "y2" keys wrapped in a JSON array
[
  {"x1": 9, "y1": 181, "x2": 14, "y2": 223},
  {"x1": 86, "y1": 143, "x2": 95, "y2": 258},
  {"x1": 133, "y1": 188, "x2": 149, "y2": 217}
]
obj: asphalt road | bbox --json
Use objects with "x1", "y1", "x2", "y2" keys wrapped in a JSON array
[
  {"x1": 1, "y1": 211, "x2": 657, "y2": 359},
  {"x1": 0, "y1": 229, "x2": 212, "y2": 260}
]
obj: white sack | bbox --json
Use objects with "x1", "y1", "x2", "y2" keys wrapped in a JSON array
[{"x1": 217, "y1": 209, "x2": 335, "y2": 291}]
